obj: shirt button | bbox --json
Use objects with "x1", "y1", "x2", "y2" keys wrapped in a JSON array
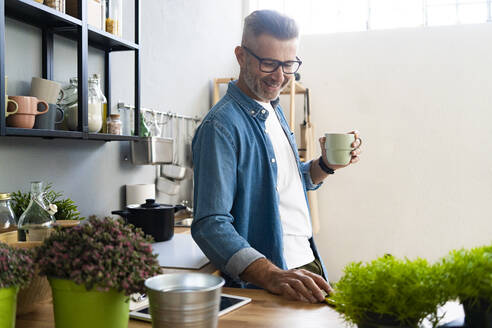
[
  {"x1": 250, "y1": 110, "x2": 255, "y2": 114},
  {"x1": 261, "y1": 109, "x2": 266, "y2": 114},
  {"x1": 271, "y1": 158, "x2": 276, "y2": 163}
]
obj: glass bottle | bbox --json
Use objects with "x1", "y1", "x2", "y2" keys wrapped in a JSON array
[
  {"x1": 106, "y1": 0, "x2": 122, "y2": 37},
  {"x1": 17, "y1": 181, "x2": 56, "y2": 242},
  {"x1": 88, "y1": 74, "x2": 106, "y2": 133},
  {"x1": 0, "y1": 193, "x2": 16, "y2": 230},
  {"x1": 107, "y1": 113, "x2": 122, "y2": 135}
]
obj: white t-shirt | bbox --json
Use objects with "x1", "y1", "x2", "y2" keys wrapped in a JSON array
[{"x1": 255, "y1": 100, "x2": 315, "y2": 269}]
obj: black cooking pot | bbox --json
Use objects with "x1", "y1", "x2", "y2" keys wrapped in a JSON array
[{"x1": 112, "y1": 199, "x2": 184, "y2": 242}]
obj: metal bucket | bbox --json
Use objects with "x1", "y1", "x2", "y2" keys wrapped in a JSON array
[{"x1": 145, "y1": 273, "x2": 225, "y2": 328}]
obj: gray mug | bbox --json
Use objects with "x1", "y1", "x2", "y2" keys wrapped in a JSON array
[{"x1": 34, "y1": 103, "x2": 64, "y2": 130}]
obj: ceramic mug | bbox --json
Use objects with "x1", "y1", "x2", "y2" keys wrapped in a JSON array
[
  {"x1": 34, "y1": 103, "x2": 64, "y2": 130},
  {"x1": 4, "y1": 76, "x2": 18, "y2": 117},
  {"x1": 4, "y1": 95, "x2": 18, "y2": 117},
  {"x1": 6, "y1": 96, "x2": 49, "y2": 129},
  {"x1": 30, "y1": 77, "x2": 64, "y2": 104},
  {"x1": 324, "y1": 133, "x2": 362, "y2": 165}
]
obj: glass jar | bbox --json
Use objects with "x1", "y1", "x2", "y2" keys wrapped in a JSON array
[
  {"x1": 58, "y1": 77, "x2": 78, "y2": 109},
  {"x1": 88, "y1": 74, "x2": 106, "y2": 133},
  {"x1": 0, "y1": 193, "x2": 16, "y2": 230},
  {"x1": 59, "y1": 77, "x2": 78, "y2": 131},
  {"x1": 17, "y1": 181, "x2": 56, "y2": 242},
  {"x1": 44, "y1": 0, "x2": 65, "y2": 13},
  {"x1": 106, "y1": 0, "x2": 122, "y2": 37},
  {"x1": 107, "y1": 113, "x2": 122, "y2": 135}
]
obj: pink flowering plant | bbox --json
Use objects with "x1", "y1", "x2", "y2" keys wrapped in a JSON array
[
  {"x1": 0, "y1": 242, "x2": 35, "y2": 288},
  {"x1": 35, "y1": 216, "x2": 161, "y2": 296}
]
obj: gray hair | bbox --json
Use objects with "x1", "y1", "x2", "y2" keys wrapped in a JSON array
[{"x1": 242, "y1": 10, "x2": 299, "y2": 47}]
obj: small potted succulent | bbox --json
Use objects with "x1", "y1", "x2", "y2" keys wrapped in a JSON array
[
  {"x1": 35, "y1": 216, "x2": 162, "y2": 328},
  {"x1": 441, "y1": 245, "x2": 492, "y2": 327},
  {"x1": 0, "y1": 242, "x2": 34, "y2": 328},
  {"x1": 328, "y1": 255, "x2": 449, "y2": 328}
]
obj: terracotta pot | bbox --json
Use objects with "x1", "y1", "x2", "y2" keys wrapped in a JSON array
[{"x1": 6, "y1": 96, "x2": 48, "y2": 129}]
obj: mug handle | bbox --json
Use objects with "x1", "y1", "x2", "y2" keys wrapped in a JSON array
[
  {"x1": 353, "y1": 137, "x2": 362, "y2": 150},
  {"x1": 6, "y1": 99, "x2": 18, "y2": 117},
  {"x1": 55, "y1": 105, "x2": 64, "y2": 124},
  {"x1": 36, "y1": 100, "x2": 49, "y2": 115}
]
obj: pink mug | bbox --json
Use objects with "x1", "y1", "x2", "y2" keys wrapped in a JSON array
[{"x1": 6, "y1": 96, "x2": 49, "y2": 129}]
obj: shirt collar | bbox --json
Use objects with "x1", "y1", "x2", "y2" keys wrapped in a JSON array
[{"x1": 227, "y1": 81, "x2": 280, "y2": 121}]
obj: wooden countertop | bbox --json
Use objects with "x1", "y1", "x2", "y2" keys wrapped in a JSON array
[
  {"x1": 16, "y1": 287, "x2": 346, "y2": 328},
  {"x1": 16, "y1": 227, "x2": 346, "y2": 327}
]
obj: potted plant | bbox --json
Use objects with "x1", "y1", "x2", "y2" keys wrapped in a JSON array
[
  {"x1": 441, "y1": 245, "x2": 492, "y2": 327},
  {"x1": 35, "y1": 216, "x2": 161, "y2": 328},
  {"x1": 11, "y1": 182, "x2": 84, "y2": 222},
  {"x1": 0, "y1": 242, "x2": 34, "y2": 328},
  {"x1": 328, "y1": 255, "x2": 448, "y2": 328}
]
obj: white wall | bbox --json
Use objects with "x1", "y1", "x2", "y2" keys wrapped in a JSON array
[
  {"x1": 0, "y1": 0, "x2": 242, "y2": 217},
  {"x1": 296, "y1": 24, "x2": 492, "y2": 281}
]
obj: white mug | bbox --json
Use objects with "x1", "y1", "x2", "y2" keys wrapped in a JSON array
[{"x1": 30, "y1": 77, "x2": 64, "y2": 104}]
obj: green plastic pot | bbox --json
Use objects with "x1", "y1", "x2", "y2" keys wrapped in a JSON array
[
  {"x1": 0, "y1": 286, "x2": 19, "y2": 328},
  {"x1": 48, "y1": 277, "x2": 129, "y2": 328}
]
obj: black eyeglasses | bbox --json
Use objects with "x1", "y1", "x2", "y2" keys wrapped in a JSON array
[{"x1": 242, "y1": 46, "x2": 302, "y2": 74}]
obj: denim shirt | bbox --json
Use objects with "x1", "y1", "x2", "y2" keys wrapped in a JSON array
[{"x1": 191, "y1": 81, "x2": 327, "y2": 287}]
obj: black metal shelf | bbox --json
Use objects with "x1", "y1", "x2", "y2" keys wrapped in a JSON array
[
  {"x1": 88, "y1": 26, "x2": 138, "y2": 52},
  {"x1": 5, "y1": 0, "x2": 81, "y2": 29},
  {"x1": 5, "y1": 128, "x2": 140, "y2": 141},
  {"x1": 0, "y1": 0, "x2": 141, "y2": 141},
  {"x1": 6, "y1": 127, "x2": 83, "y2": 139},
  {"x1": 88, "y1": 133, "x2": 140, "y2": 141},
  {"x1": 5, "y1": 0, "x2": 138, "y2": 52}
]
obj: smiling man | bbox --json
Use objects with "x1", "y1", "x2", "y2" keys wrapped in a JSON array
[{"x1": 191, "y1": 9, "x2": 361, "y2": 303}]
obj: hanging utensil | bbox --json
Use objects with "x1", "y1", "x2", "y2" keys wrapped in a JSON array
[{"x1": 161, "y1": 115, "x2": 186, "y2": 180}]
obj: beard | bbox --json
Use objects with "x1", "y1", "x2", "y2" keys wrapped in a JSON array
[{"x1": 242, "y1": 60, "x2": 290, "y2": 102}]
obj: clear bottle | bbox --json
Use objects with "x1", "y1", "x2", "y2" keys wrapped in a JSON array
[
  {"x1": 106, "y1": 0, "x2": 122, "y2": 37},
  {"x1": 0, "y1": 193, "x2": 17, "y2": 230},
  {"x1": 88, "y1": 74, "x2": 106, "y2": 133},
  {"x1": 107, "y1": 113, "x2": 122, "y2": 135},
  {"x1": 17, "y1": 181, "x2": 56, "y2": 242}
]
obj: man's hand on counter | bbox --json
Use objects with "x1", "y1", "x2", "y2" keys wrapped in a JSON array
[{"x1": 239, "y1": 258, "x2": 334, "y2": 303}]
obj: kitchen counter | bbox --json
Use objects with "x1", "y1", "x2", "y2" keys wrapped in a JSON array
[
  {"x1": 16, "y1": 227, "x2": 345, "y2": 327},
  {"x1": 16, "y1": 287, "x2": 345, "y2": 328}
]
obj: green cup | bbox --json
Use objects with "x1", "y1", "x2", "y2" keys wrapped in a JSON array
[{"x1": 324, "y1": 133, "x2": 362, "y2": 165}]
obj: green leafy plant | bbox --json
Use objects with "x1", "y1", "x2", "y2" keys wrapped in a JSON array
[
  {"x1": 0, "y1": 243, "x2": 35, "y2": 289},
  {"x1": 441, "y1": 245, "x2": 492, "y2": 306},
  {"x1": 35, "y1": 216, "x2": 161, "y2": 296},
  {"x1": 11, "y1": 183, "x2": 83, "y2": 221},
  {"x1": 329, "y1": 255, "x2": 449, "y2": 328}
]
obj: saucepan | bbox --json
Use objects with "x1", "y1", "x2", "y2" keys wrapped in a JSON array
[{"x1": 112, "y1": 199, "x2": 185, "y2": 242}]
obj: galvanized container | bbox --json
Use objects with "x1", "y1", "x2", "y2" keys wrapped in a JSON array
[
  {"x1": 145, "y1": 273, "x2": 225, "y2": 328},
  {"x1": 131, "y1": 137, "x2": 174, "y2": 165}
]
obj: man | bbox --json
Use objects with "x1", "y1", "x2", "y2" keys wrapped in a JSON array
[{"x1": 192, "y1": 10, "x2": 361, "y2": 303}]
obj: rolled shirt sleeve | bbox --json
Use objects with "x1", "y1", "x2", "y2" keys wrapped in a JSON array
[{"x1": 301, "y1": 160, "x2": 323, "y2": 191}]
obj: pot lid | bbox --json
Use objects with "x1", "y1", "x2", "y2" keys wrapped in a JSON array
[{"x1": 128, "y1": 199, "x2": 174, "y2": 210}]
